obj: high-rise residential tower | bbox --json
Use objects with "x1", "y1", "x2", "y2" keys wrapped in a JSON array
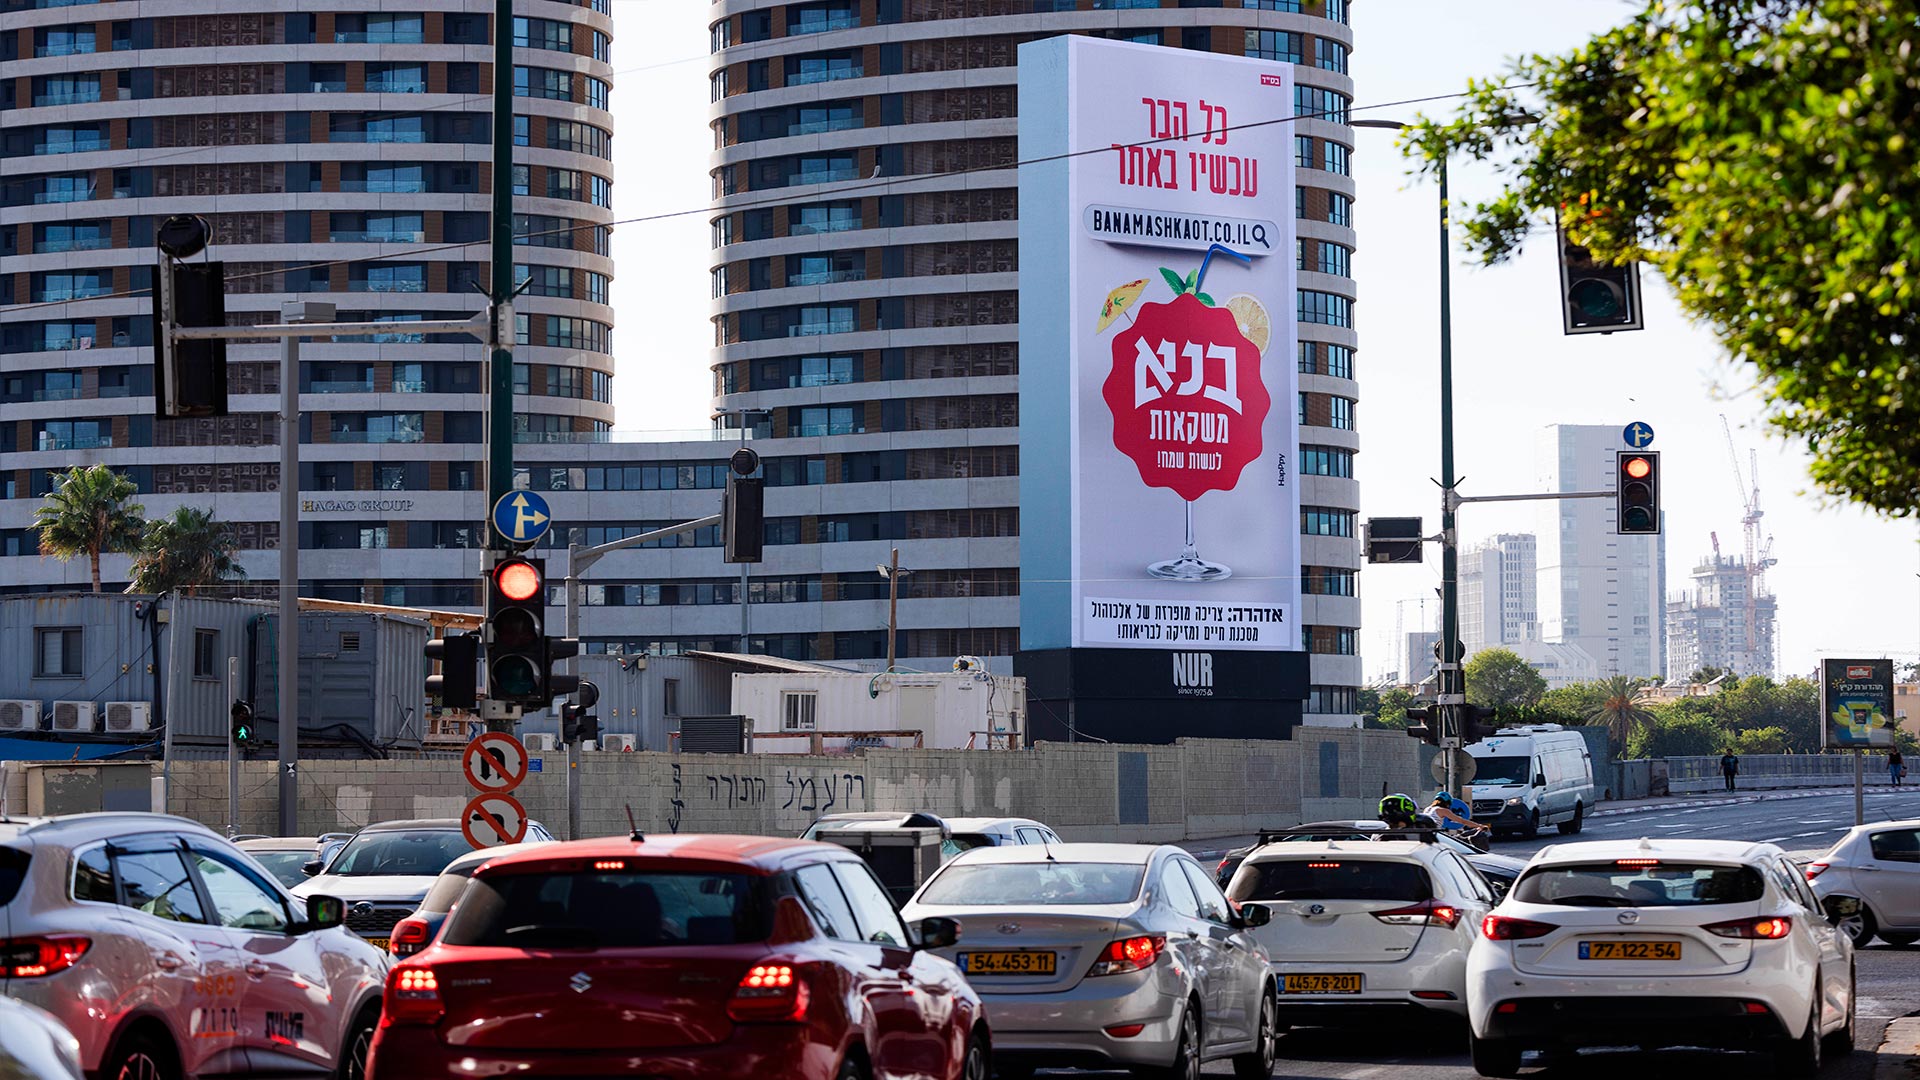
[
  {"x1": 1460, "y1": 532, "x2": 1537, "y2": 657},
  {"x1": 1536, "y1": 424, "x2": 1667, "y2": 679},
  {"x1": 1, "y1": 0, "x2": 616, "y2": 604},
  {"x1": 1667, "y1": 553, "x2": 1776, "y2": 679},
  {"x1": 705, "y1": 0, "x2": 1363, "y2": 722}
]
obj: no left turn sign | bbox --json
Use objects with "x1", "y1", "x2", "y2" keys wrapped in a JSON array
[
  {"x1": 463, "y1": 732, "x2": 529, "y2": 793},
  {"x1": 462, "y1": 792, "x2": 528, "y2": 849}
]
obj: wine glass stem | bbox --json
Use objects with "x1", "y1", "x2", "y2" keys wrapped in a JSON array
[{"x1": 1182, "y1": 501, "x2": 1199, "y2": 560}]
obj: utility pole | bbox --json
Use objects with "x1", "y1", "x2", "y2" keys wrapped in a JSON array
[
  {"x1": 885, "y1": 547, "x2": 902, "y2": 670},
  {"x1": 227, "y1": 656, "x2": 239, "y2": 837},
  {"x1": 486, "y1": 0, "x2": 516, "y2": 524},
  {"x1": 277, "y1": 300, "x2": 329, "y2": 834}
]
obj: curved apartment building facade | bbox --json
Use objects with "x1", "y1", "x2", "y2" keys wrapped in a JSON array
[
  {"x1": 0, "y1": 0, "x2": 615, "y2": 606},
  {"x1": 705, "y1": 0, "x2": 1361, "y2": 721}
]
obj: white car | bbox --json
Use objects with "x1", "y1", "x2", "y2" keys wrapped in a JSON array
[
  {"x1": 1466, "y1": 838, "x2": 1855, "y2": 1078},
  {"x1": 0, "y1": 996, "x2": 84, "y2": 1080},
  {"x1": 0, "y1": 812, "x2": 388, "y2": 1080},
  {"x1": 1806, "y1": 817, "x2": 1920, "y2": 948},
  {"x1": 1227, "y1": 838, "x2": 1497, "y2": 1027}
]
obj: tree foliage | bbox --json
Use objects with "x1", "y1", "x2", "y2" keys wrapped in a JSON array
[
  {"x1": 1588, "y1": 675, "x2": 1660, "y2": 751},
  {"x1": 1361, "y1": 686, "x2": 1414, "y2": 729},
  {"x1": 127, "y1": 507, "x2": 245, "y2": 597},
  {"x1": 32, "y1": 464, "x2": 144, "y2": 592},
  {"x1": 1465, "y1": 648, "x2": 1549, "y2": 709},
  {"x1": 1630, "y1": 712, "x2": 1729, "y2": 758},
  {"x1": 1404, "y1": 0, "x2": 1920, "y2": 513}
]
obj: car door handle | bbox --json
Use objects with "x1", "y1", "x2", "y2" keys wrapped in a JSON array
[
  {"x1": 1858, "y1": 866, "x2": 1882, "y2": 872},
  {"x1": 245, "y1": 961, "x2": 270, "y2": 978},
  {"x1": 154, "y1": 952, "x2": 184, "y2": 971}
]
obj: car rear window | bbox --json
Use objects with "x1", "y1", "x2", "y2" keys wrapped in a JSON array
[
  {"x1": 441, "y1": 870, "x2": 767, "y2": 949},
  {"x1": 0, "y1": 847, "x2": 27, "y2": 906},
  {"x1": 419, "y1": 865, "x2": 481, "y2": 915},
  {"x1": 328, "y1": 831, "x2": 471, "y2": 877},
  {"x1": 1868, "y1": 829, "x2": 1919, "y2": 864},
  {"x1": 1228, "y1": 859, "x2": 1432, "y2": 903},
  {"x1": 915, "y1": 862, "x2": 1144, "y2": 906},
  {"x1": 1511, "y1": 862, "x2": 1765, "y2": 906}
]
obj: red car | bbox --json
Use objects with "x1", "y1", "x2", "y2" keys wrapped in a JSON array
[{"x1": 366, "y1": 833, "x2": 989, "y2": 1080}]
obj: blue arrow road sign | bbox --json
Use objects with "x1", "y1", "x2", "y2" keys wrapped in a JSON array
[
  {"x1": 491, "y1": 490, "x2": 553, "y2": 546},
  {"x1": 1622, "y1": 421, "x2": 1656, "y2": 449}
]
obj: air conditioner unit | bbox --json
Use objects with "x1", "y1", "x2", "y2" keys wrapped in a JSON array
[
  {"x1": 601, "y1": 734, "x2": 638, "y2": 752},
  {"x1": 104, "y1": 701, "x2": 153, "y2": 733},
  {"x1": 52, "y1": 701, "x2": 98, "y2": 733},
  {"x1": 522, "y1": 733, "x2": 558, "y2": 753},
  {"x1": 0, "y1": 700, "x2": 42, "y2": 732}
]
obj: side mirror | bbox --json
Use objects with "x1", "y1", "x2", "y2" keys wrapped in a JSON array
[
  {"x1": 305, "y1": 894, "x2": 345, "y2": 933},
  {"x1": 1487, "y1": 879, "x2": 1511, "y2": 901},
  {"x1": 1825, "y1": 896, "x2": 1862, "y2": 923},
  {"x1": 916, "y1": 916, "x2": 960, "y2": 951},
  {"x1": 1236, "y1": 902, "x2": 1273, "y2": 929},
  {"x1": 1533, "y1": 773, "x2": 1547, "y2": 787},
  {"x1": 301, "y1": 859, "x2": 323, "y2": 878}
]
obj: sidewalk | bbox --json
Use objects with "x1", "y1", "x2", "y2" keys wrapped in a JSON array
[
  {"x1": 1589, "y1": 784, "x2": 1909, "y2": 820},
  {"x1": 1878, "y1": 1015, "x2": 1918, "y2": 1080}
]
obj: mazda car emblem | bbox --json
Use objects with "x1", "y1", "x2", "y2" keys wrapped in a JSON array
[
  {"x1": 1617, "y1": 910, "x2": 1640, "y2": 925},
  {"x1": 1308, "y1": 904, "x2": 1326, "y2": 916},
  {"x1": 997, "y1": 923, "x2": 1021, "y2": 935},
  {"x1": 569, "y1": 972, "x2": 593, "y2": 994}
]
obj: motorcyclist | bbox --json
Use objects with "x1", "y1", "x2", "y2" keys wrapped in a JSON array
[
  {"x1": 1426, "y1": 790, "x2": 1487, "y2": 835},
  {"x1": 1378, "y1": 792, "x2": 1422, "y2": 830}
]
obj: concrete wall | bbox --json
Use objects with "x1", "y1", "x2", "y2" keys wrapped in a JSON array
[
  {"x1": 1667, "y1": 753, "x2": 1891, "y2": 794},
  {"x1": 13, "y1": 729, "x2": 1424, "y2": 844}
]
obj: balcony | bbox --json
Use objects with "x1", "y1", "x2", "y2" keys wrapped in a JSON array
[
  {"x1": 310, "y1": 379, "x2": 375, "y2": 393},
  {"x1": 790, "y1": 168, "x2": 859, "y2": 185},
  {"x1": 392, "y1": 378, "x2": 428, "y2": 392},
  {"x1": 791, "y1": 218, "x2": 860, "y2": 236},
  {"x1": 35, "y1": 236, "x2": 110, "y2": 254},
  {"x1": 308, "y1": 80, "x2": 347, "y2": 93},
  {"x1": 789, "y1": 320, "x2": 856, "y2": 337},
  {"x1": 40, "y1": 336, "x2": 96, "y2": 351},
  {"x1": 33, "y1": 89, "x2": 101, "y2": 106},
  {"x1": 339, "y1": 180, "x2": 428, "y2": 194},
  {"x1": 330, "y1": 430, "x2": 425, "y2": 444},
  {"x1": 33, "y1": 285, "x2": 111, "y2": 302},
  {"x1": 347, "y1": 280, "x2": 427, "y2": 293},
  {"x1": 366, "y1": 80, "x2": 426, "y2": 94},
  {"x1": 32, "y1": 188, "x2": 93, "y2": 204},
  {"x1": 36, "y1": 138, "x2": 108, "y2": 155},
  {"x1": 37, "y1": 434, "x2": 112, "y2": 451},
  {"x1": 32, "y1": 388, "x2": 83, "y2": 402},
  {"x1": 788, "y1": 117, "x2": 862, "y2": 136},
  {"x1": 789, "y1": 66, "x2": 862, "y2": 86},
  {"x1": 330, "y1": 230, "x2": 426, "y2": 243},
  {"x1": 787, "y1": 268, "x2": 865, "y2": 286},
  {"x1": 330, "y1": 130, "x2": 427, "y2": 144},
  {"x1": 790, "y1": 14, "x2": 858, "y2": 34}
]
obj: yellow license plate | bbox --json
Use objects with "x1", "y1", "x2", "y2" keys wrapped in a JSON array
[
  {"x1": 1580, "y1": 940, "x2": 1681, "y2": 961},
  {"x1": 958, "y1": 951, "x2": 1056, "y2": 976},
  {"x1": 364, "y1": 938, "x2": 390, "y2": 952},
  {"x1": 1282, "y1": 973, "x2": 1362, "y2": 994}
]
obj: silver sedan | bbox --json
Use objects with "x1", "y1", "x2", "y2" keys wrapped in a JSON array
[{"x1": 903, "y1": 843, "x2": 1278, "y2": 1080}]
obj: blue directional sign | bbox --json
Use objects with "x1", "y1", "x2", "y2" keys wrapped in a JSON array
[
  {"x1": 1622, "y1": 421, "x2": 1656, "y2": 449},
  {"x1": 491, "y1": 490, "x2": 552, "y2": 546}
]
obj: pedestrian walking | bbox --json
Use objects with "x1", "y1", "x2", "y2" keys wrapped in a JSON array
[
  {"x1": 1891, "y1": 748, "x2": 1906, "y2": 787},
  {"x1": 1720, "y1": 751, "x2": 1739, "y2": 792}
]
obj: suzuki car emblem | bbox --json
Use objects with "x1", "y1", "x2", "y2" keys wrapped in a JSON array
[
  {"x1": 1617, "y1": 910, "x2": 1640, "y2": 925},
  {"x1": 569, "y1": 972, "x2": 593, "y2": 994},
  {"x1": 1308, "y1": 904, "x2": 1326, "y2": 916},
  {"x1": 997, "y1": 923, "x2": 1021, "y2": 935}
]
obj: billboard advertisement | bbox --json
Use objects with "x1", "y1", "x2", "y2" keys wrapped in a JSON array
[
  {"x1": 1820, "y1": 658, "x2": 1896, "y2": 749},
  {"x1": 1018, "y1": 36, "x2": 1301, "y2": 653}
]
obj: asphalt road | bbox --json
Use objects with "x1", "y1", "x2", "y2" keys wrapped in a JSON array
[{"x1": 1176, "y1": 788, "x2": 1920, "y2": 1079}]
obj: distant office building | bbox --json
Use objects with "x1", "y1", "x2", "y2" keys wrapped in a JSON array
[
  {"x1": 1536, "y1": 425, "x2": 1667, "y2": 678},
  {"x1": 1508, "y1": 639, "x2": 1600, "y2": 690},
  {"x1": 1460, "y1": 533, "x2": 1537, "y2": 657},
  {"x1": 1400, "y1": 630, "x2": 1438, "y2": 687},
  {"x1": 1667, "y1": 554, "x2": 1776, "y2": 678}
]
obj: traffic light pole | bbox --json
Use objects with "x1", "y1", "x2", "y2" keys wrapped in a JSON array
[
  {"x1": 227, "y1": 655, "x2": 239, "y2": 837},
  {"x1": 486, "y1": 0, "x2": 515, "y2": 529}
]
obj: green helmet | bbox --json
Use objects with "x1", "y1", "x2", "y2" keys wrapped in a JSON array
[{"x1": 1379, "y1": 793, "x2": 1419, "y2": 820}]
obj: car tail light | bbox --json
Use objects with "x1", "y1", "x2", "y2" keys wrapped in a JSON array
[
  {"x1": 0, "y1": 935, "x2": 90, "y2": 978},
  {"x1": 1105, "y1": 1023, "x2": 1147, "y2": 1038},
  {"x1": 1615, "y1": 858, "x2": 1661, "y2": 868},
  {"x1": 1372, "y1": 900, "x2": 1461, "y2": 929},
  {"x1": 1804, "y1": 862, "x2": 1829, "y2": 881},
  {"x1": 389, "y1": 918, "x2": 431, "y2": 958},
  {"x1": 1705, "y1": 916, "x2": 1793, "y2": 940},
  {"x1": 1088, "y1": 935, "x2": 1166, "y2": 976},
  {"x1": 1743, "y1": 1002, "x2": 1772, "y2": 1015},
  {"x1": 1481, "y1": 915, "x2": 1558, "y2": 941},
  {"x1": 383, "y1": 965, "x2": 444, "y2": 1026},
  {"x1": 727, "y1": 964, "x2": 809, "y2": 1023},
  {"x1": 1412, "y1": 990, "x2": 1457, "y2": 1000}
]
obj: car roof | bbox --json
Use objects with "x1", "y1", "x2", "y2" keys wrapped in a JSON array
[
  {"x1": 1849, "y1": 817, "x2": 1920, "y2": 834},
  {"x1": 944, "y1": 817, "x2": 1046, "y2": 833},
  {"x1": 1244, "y1": 840, "x2": 1432, "y2": 862},
  {"x1": 0, "y1": 812, "x2": 221, "y2": 848},
  {"x1": 353, "y1": 819, "x2": 461, "y2": 833},
  {"x1": 236, "y1": 837, "x2": 320, "y2": 851},
  {"x1": 944, "y1": 842, "x2": 1166, "y2": 865},
  {"x1": 1531, "y1": 838, "x2": 1782, "y2": 865},
  {"x1": 468, "y1": 833, "x2": 849, "y2": 873}
]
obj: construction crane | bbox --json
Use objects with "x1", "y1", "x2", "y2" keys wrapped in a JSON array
[{"x1": 1719, "y1": 415, "x2": 1778, "y2": 673}]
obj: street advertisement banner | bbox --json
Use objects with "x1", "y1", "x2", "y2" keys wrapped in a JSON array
[
  {"x1": 1018, "y1": 36, "x2": 1301, "y2": 653},
  {"x1": 1820, "y1": 658, "x2": 1896, "y2": 749}
]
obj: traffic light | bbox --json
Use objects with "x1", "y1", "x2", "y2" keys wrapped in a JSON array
[
  {"x1": 152, "y1": 215, "x2": 229, "y2": 419},
  {"x1": 558, "y1": 681, "x2": 600, "y2": 745},
  {"x1": 1404, "y1": 705, "x2": 1440, "y2": 747},
  {"x1": 230, "y1": 700, "x2": 254, "y2": 747},
  {"x1": 1461, "y1": 703, "x2": 1498, "y2": 745},
  {"x1": 424, "y1": 633, "x2": 479, "y2": 710},
  {"x1": 1556, "y1": 209, "x2": 1644, "y2": 335},
  {"x1": 1616, "y1": 451, "x2": 1661, "y2": 535},
  {"x1": 544, "y1": 633, "x2": 581, "y2": 701},
  {"x1": 486, "y1": 556, "x2": 547, "y2": 706},
  {"x1": 724, "y1": 447, "x2": 764, "y2": 564}
]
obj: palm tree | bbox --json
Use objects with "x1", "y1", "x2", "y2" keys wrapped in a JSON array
[
  {"x1": 127, "y1": 507, "x2": 245, "y2": 597},
  {"x1": 1587, "y1": 674, "x2": 1658, "y2": 751},
  {"x1": 31, "y1": 464, "x2": 144, "y2": 592}
]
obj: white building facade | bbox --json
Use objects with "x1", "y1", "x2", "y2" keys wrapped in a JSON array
[
  {"x1": 1535, "y1": 424, "x2": 1667, "y2": 679},
  {"x1": 1460, "y1": 532, "x2": 1537, "y2": 657}
]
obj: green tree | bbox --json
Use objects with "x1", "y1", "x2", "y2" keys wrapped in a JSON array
[
  {"x1": 1464, "y1": 648, "x2": 1548, "y2": 710},
  {"x1": 1404, "y1": 0, "x2": 1920, "y2": 514},
  {"x1": 1630, "y1": 712, "x2": 1728, "y2": 759},
  {"x1": 1361, "y1": 687, "x2": 1414, "y2": 730},
  {"x1": 1588, "y1": 675, "x2": 1659, "y2": 752},
  {"x1": 1730, "y1": 726, "x2": 1792, "y2": 755},
  {"x1": 31, "y1": 464, "x2": 144, "y2": 592},
  {"x1": 127, "y1": 507, "x2": 244, "y2": 597}
]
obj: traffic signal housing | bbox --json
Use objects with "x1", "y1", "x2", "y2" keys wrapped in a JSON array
[
  {"x1": 425, "y1": 633, "x2": 479, "y2": 710},
  {"x1": 1556, "y1": 211, "x2": 1644, "y2": 335},
  {"x1": 486, "y1": 556, "x2": 547, "y2": 706},
  {"x1": 230, "y1": 700, "x2": 254, "y2": 747},
  {"x1": 558, "y1": 681, "x2": 600, "y2": 745},
  {"x1": 1461, "y1": 703, "x2": 1498, "y2": 745},
  {"x1": 724, "y1": 447, "x2": 764, "y2": 564},
  {"x1": 1616, "y1": 451, "x2": 1661, "y2": 535},
  {"x1": 544, "y1": 633, "x2": 581, "y2": 701},
  {"x1": 154, "y1": 258, "x2": 230, "y2": 419},
  {"x1": 1404, "y1": 705, "x2": 1440, "y2": 747}
]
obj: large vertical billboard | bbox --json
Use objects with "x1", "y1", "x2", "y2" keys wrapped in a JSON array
[
  {"x1": 1821, "y1": 658, "x2": 1896, "y2": 749},
  {"x1": 1019, "y1": 36, "x2": 1301, "y2": 653}
]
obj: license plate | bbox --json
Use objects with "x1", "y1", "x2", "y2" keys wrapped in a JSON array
[
  {"x1": 958, "y1": 951, "x2": 1056, "y2": 975},
  {"x1": 364, "y1": 938, "x2": 390, "y2": 953},
  {"x1": 1579, "y1": 940, "x2": 1681, "y2": 961},
  {"x1": 1281, "y1": 973, "x2": 1361, "y2": 994}
]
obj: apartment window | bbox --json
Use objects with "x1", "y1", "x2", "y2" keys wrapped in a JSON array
[
  {"x1": 798, "y1": 406, "x2": 860, "y2": 436},
  {"x1": 547, "y1": 317, "x2": 609, "y2": 352},
  {"x1": 546, "y1": 366, "x2": 585, "y2": 399},
  {"x1": 794, "y1": 305, "x2": 856, "y2": 337},
  {"x1": 513, "y1": 116, "x2": 530, "y2": 147},
  {"x1": 1324, "y1": 142, "x2": 1351, "y2": 176},
  {"x1": 1245, "y1": 0, "x2": 1302, "y2": 8},
  {"x1": 1299, "y1": 289, "x2": 1352, "y2": 327},
  {"x1": 549, "y1": 120, "x2": 611, "y2": 158},
  {"x1": 336, "y1": 13, "x2": 423, "y2": 43},
  {"x1": 791, "y1": 51, "x2": 861, "y2": 84},
  {"x1": 1244, "y1": 30, "x2": 1303, "y2": 63},
  {"x1": 365, "y1": 63, "x2": 425, "y2": 93},
  {"x1": 513, "y1": 16, "x2": 572, "y2": 51},
  {"x1": 1301, "y1": 508, "x2": 1355, "y2": 537},
  {"x1": 35, "y1": 221, "x2": 109, "y2": 253},
  {"x1": 585, "y1": 77, "x2": 610, "y2": 111},
  {"x1": 37, "y1": 125, "x2": 108, "y2": 155},
  {"x1": 35, "y1": 25, "x2": 95, "y2": 57},
  {"x1": 663, "y1": 679, "x2": 680, "y2": 716},
  {"x1": 1299, "y1": 446, "x2": 1354, "y2": 478},
  {"x1": 33, "y1": 270, "x2": 110, "y2": 302},
  {"x1": 1324, "y1": 0, "x2": 1349, "y2": 24},
  {"x1": 1310, "y1": 627, "x2": 1358, "y2": 655},
  {"x1": 793, "y1": 202, "x2": 860, "y2": 235},
  {"x1": 1295, "y1": 85, "x2": 1350, "y2": 124},
  {"x1": 1328, "y1": 395, "x2": 1353, "y2": 429},
  {"x1": 1295, "y1": 136, "x2": 1314, "y2": 170},
  {"x1": 1316, "y1": 39, "x2": 1349, "y2": 73},
  {"x1": 790, "y1": 3, "x2": 857, "y2": 34},
  {"x1": 1325, "y1": 343, "x2": 1352, "y2": 378},
  {"x1": 1303, "y1": 566, "x2": 1357, "y2": 596},
  {"x1": 515, "y1": 66, "x2": 570, "y2": 101},
  {"x1": 798, "y1": 355, "x2": 855, "y2": 387},
  {"x1": 35, "y1": 627, "x2": 83, "y2": 677},
  {"x1": 591, "y1": 30, "x2": 610, "y2": 62},
  {"x1": 585, "y1": 272, "x2": 610, "y2": 306},
  {"x1": 1306, "y1": 685, "x2": 1358, "y2": 714},
  {"x1": 1315, "y1": 241, "x2": 1351, "y2": 277},
  {"x1": 193, "y1": 629, "x2": 219, "y2": 679},
  {"x1": 1328, "y1": 192, "x2": 1351, "y2": 226},
  {"x1": 33, "y1": 73, "x2": 100, "y2": 106},
  {"x1": 782, "y1": 691, "x2": 818, "y2": 730},
  {"x1": 515, "y1": 264, "x2": 571, "y2": 298}
]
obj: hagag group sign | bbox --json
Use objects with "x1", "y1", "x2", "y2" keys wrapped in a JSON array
[{"x1": 1018, "y1": 36, "x2": 1301, "y2": 653}]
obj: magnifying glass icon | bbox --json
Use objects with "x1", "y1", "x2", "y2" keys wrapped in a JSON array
[{"x1": 1251, "y1": 224, "x2": 1270, "y2": 249}]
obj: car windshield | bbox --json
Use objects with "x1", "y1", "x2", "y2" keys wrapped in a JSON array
[
  {"x1": 916, "y1": 862, "x2": 1144, "y2": 906},
  {"x1": 1228, "y1": 859, "x2": 1432, "y2": 903},
  {"x1": 327, "y1": 831, "x2": 472, "y2": 877},
  {"x1": 1511, "y1": 862, "x2": 1765, "y2": 907},
  {"x1": 247, "y1": 851, "x2": 315, "y2": 889},
  {"x1": 442, "y1": 870, "x2": 766, "y2": 948},
  {"x1": 1471, "y1": 756, "x2": 1532, "y2": 784},
  {"x1": 0, "y1": 847, "x2": 26, "y2": 906}
]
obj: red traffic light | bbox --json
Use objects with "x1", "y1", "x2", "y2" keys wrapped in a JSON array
[
  {"x1": 1622, "y1": 456, "x2": 1652, "y2": 480},
  {"x1": 494, "y1": 560, "x2": 541, "y2": 602}
]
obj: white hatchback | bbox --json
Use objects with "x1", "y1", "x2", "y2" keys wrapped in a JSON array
[
  {"x1": 1806, "y1": 817, "x2": 1920, "y2": 948},
  {"x1": 1466, "y1": 838, "x2": 1855, "y2": 1078},
  {"x1": 1228, "y1": 839, "x2": 1498, "y2": 1027}
]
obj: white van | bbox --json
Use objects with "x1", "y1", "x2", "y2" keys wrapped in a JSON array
[{"x1": 1465, "y1": 725, "x2": 1597, "y2": 838}]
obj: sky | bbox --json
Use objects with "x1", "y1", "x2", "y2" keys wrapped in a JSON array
[{"x1": 603, "y1": 1, "x2": 1920, "y2": 681}]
